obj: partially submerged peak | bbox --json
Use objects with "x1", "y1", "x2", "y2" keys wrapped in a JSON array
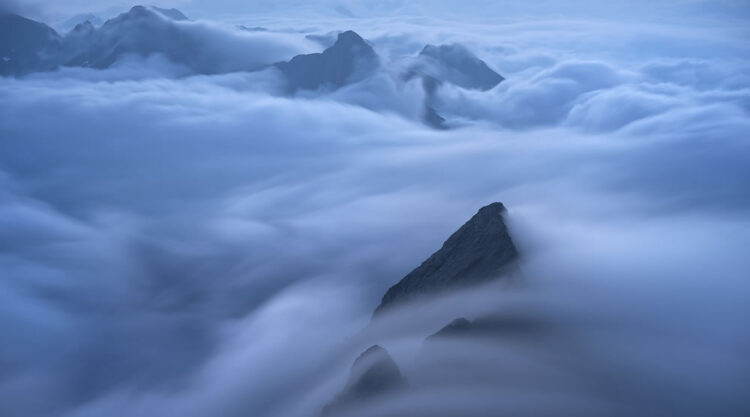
[
  {"x1": 351, "y1": 345, "x2": 396, "y2": 371},
  {"x1": 65, "y1": 20, "x2": 96, "y2": 37},
  {"x1": 126, "y1": 5, "x2": 153, "y2": 17},
  {"x1": 113, "y1": 5, "x2": 188, "y2": 22},
  {"x1": 335, "y1": 30, "x2": 367, "y2": 47},
  {"x1": 101, "y1": 5, "x2": 158, "y2": 27},
  {"x1": 347, "y1": 345, "x2": 405, "y2": 395},
  {"x1": 150, "y1": 6, "x2": 189, "y2": 21},
  {"x1": 419, "y1": 43, "x2": 456, "y2": 57},
  {"x1": 475, "y1": 201, "x2": 508, "y2": 217},
  {"x1": 275, "y1": 29, "x2": 378, "y2": 93},
  {"x1": 373, "y1": 202, "x2": 519, "y2": 316},
  {"x1": 323, "y1": 345, "x2": 407, "y2": 416},
  {"x1": 415, "y1": 43, "x2": 504, "y2": 91},
  {"x1": 72, "y1": 20, "x2": 95, "y2": 33}
]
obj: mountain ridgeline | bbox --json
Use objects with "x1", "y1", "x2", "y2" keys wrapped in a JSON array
[{"x1": 1, "y1": 7, "x2": 504, "y2": 127}]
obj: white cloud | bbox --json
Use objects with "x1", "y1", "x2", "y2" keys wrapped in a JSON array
[{"x1": 1, "y1": 6, "x2": 749, "y2": 417}]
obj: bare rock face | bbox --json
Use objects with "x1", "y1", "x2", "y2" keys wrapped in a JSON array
[
  {"x1": 63, "y1": 6, "x2": 195, "y2": 70},
  {"x1": 407, "y1": 44, "x2": 504, "y2": 127},
  {"x1": 0, "y1": 13, "x2": 62, "y2": 76},
  {"x1": 416, "y1": 44, "x2": 504, "y2": 91},
  {"x1": 275, "y1": 30, "x2": 379, "y2": 93},
  {"x1": 323, "y1": 345, "x2": 407, "y2": 416},
  {"x1": 373, "y1": 202, "x2": 519, "y2": 316}
]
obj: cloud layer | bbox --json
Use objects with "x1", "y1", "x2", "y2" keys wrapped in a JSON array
[{"x1": 1, "y1": 3, "x2": 749, "y2": 417}]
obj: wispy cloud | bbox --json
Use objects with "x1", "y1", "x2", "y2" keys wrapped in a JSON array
[{"x1": 0, "y1": 3, "x2": 748, "y2": 417}]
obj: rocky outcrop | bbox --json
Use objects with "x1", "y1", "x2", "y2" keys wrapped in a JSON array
[
  {"x1": 275, "y1": 30, "x2": 379, "y2": 93},
  {"x1": 323, "y1": 345, "x2": 407, "y2": 416},
  {"x1": 373, "y1": 202, "x2": 519, "y2": 316}
]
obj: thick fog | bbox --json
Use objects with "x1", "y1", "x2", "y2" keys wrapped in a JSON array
[{"x1": 1, "y1": 1, "x2": 749, "y2": 417}]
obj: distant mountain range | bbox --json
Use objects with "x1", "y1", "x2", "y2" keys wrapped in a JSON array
[{"x1": 1, "y1": 5, "x2": 504, "y2": 128}]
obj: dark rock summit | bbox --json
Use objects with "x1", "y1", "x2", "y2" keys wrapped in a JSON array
[
  {"x1": 323, "y1": 345, "x2": 407, "y2": 416},
  {"x1": 415, "y1": 44, "x2": 504, "y2": 91},
  {"x1": 275, "y1": 30, "x2": 378, "y2": 93},
  {"x1": 373, "y1": 202, "x2": 519, "y2": 316},
  {"x1": 406, "y1": 44, "x2": 504, "y2": 128}
]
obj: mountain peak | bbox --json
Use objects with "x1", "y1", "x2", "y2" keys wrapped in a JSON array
[
  {"x1": 71, "y1": 20, "x2": 94, "y2": 33},
  {"x1": 476, "y1": 201, "x2": 507, "y2": 216},
  {"x1": 112, "y1": 5, "x2": 188, "y2": 23},
  {"x1": 127, "y1": 5, "x2": 152, "y2": 17},
  {"x1": 323, "y1": 345, "x2": 407, "y2": 415},
  {"x1": 335, "y1": 30, "x2": 367, "y2": 47},
  {"x1": 415, "y1": 43, "x2": 504, "y2": 91},
  {"x1": 373, "y1": 202, "x2": 519, "y2": 316},
  {"x1": 275, "y1": 29, "x2": 378, "y2": 93}
]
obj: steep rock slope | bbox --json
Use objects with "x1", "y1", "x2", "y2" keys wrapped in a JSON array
[
  {"x1": 275, "y1": 30, "x2": 379, "y2": 93},
  {"x1": 414, "y1": 44, "x2": 504, "y2": 91},
  {"x1": 374, "y1": 202, "x2": 519, "y2": 316},
  {"x1": 0, "y1": 13, "x2": 62, "y2": 76}
]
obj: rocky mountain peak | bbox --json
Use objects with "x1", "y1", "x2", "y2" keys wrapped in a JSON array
[
  {"x1": 104, "y1": 5, "x2": 188, "y2": 27},
  {"x1": 417, "y1": 43, "x2": 504, "y2": 91},
  {"x1": 373, "y1": 202, "x2": 519, "y2": 316},
  {"x1": 334, "y1": 30, "x2": 367, "y2": 48},
  {"x1": 323, "y1": 345, "x2": 407, "y2": 416},
  {"x1": 275, "y1": 29, "x2": 378, "y2": 93}
]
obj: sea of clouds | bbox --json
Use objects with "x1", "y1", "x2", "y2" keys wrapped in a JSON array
[{"x1": 1, "y1": 2, "x2": 749, "y2": 417}]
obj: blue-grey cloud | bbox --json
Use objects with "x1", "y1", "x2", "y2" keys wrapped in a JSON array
[{"x1": 0, "y1": 4, "x2": 749, "y2": 417}]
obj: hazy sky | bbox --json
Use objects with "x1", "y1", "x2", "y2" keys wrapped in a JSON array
[{"x1": 5, "y1": 0, "x2": 750, "y2": 23}]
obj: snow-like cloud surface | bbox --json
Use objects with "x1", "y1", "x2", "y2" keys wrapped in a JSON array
[{"x1": 0, "y1": 3, "x2": 749, "y2": 417}]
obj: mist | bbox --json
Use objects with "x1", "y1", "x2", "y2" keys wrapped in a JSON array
[{"x1": 1, "y1": 1, "x2": 749, "y2": 417}]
